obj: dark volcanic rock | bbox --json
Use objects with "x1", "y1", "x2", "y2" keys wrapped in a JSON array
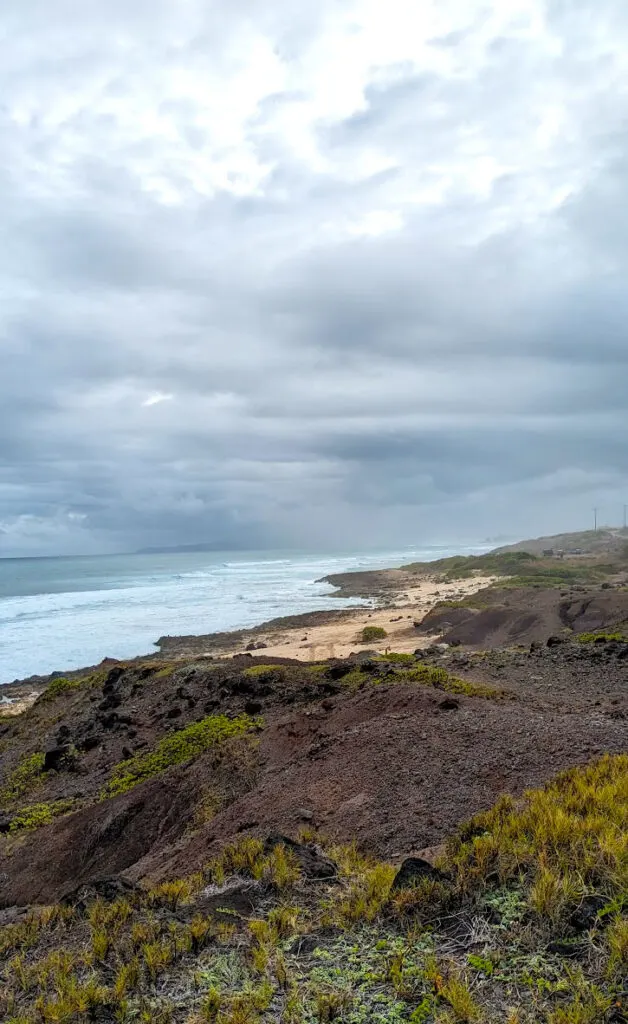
[
  {"x1": 438, "y1": 698, "x2": 460, "y2": 711},
  {"x1": 43, "y1": 745, "x2": 77, "y2": 772},
  {"x1": 390, "y1": 857, "x2": 450, "y2": 891},
  {"x1": 62, "y1": 876, "x2": 141, "y2": 911},
  {"x1": 264, "y1": 834, "x2": 337, "y2": 879}
]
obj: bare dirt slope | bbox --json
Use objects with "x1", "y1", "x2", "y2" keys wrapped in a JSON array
[{"x1": 0, "y1": 624, "x2": 625, "y2": 907}]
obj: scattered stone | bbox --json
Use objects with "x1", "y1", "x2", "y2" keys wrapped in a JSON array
[
  {"x1": 297, "y1": 808, "x2": 314, "y2": 821},
  {"x1": 0, "y1": 815, "x2": 13, "y2": 834},
  {"x1": 245, "y1": 700, "x2": 263, "y2": 714},
  {"x1": 546, "y1": 636, "x2": 563, "y2": 647}
]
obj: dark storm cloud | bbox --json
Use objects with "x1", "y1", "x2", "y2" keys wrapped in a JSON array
[{"x1": 1, "y1": 0, "x2": 628, "y2": 555}]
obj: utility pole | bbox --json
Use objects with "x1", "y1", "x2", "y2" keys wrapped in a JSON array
[
  {"x1": 593, "y1": 507, "x2": 598, "y2": 532},
  {"x1": 623, "y1": 504, "x2": 627, "y2": 531}
]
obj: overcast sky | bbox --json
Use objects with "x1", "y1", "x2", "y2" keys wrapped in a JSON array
[{"x1": 1, "y1": 0, "x2": 628, "y2": 556}]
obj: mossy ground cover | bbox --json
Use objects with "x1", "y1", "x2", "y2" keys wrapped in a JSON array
[
  {"x1": 4, "y1": 757, "x2": 624, "y2": 1023},
  {"x1": 102, "y1": 714, "x2": 259, "y2": 799},
  {"x1": 337, "y1": 660, "x2": 509, "y2": 701},
  {"x1": 36, "y1": 670, "x2": 107, "y2": 705},
  {"x1": 0, "y1": 751, "x2": 45, "y2": 807},
  {"x1": 576, "y1": 631, "x2": 627, "y2": 644},
  {"x1": 8, "y1": 799, "x2": 76, "y2": 833},
  {"x1": 403, "y1": 551, "x2": 617, "y2": 588}
]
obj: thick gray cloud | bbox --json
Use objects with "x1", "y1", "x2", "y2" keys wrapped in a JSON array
[{"x1": 1, "y1": 0, "x2": 628, "y2": 556}]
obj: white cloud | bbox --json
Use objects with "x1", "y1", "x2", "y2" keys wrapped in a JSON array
[
  {"x1": 142, "y1": 392, "x2": 174, "y2": 407},
  {"x1": 2, "y1": 0, "x2": 628, "y2": 554}
]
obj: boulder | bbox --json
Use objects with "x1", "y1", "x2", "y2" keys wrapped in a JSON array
[
  {"x1": 43, "y1": 745, "x2": 77, "y2": 772},
  {"x1": 390, "y1": 857, "x2": 450, "y2": 892},
  {"x1": 438, "y1": 698, "x2": 460, "y2": 711},
  {"x1": 62, "y1": 876, "x2": 141, "y2": 911},
  {"x1": 264, "y1": 834, "x2": 337, "y2": 879}
]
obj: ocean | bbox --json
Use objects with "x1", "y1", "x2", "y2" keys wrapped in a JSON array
[{"x1": 0, "y1": 544, "x2": 486, "y2": 684}]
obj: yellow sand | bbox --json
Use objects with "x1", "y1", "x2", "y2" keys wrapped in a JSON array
[{"x1": 207, "y1": 573, "x2": 498, "y2": 662}]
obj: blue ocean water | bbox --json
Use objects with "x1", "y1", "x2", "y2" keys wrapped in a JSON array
[{"x1": 0, "y1": 544, "x2": 486, "y2": 683}]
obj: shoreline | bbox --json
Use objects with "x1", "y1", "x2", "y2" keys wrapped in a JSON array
[
  {"x1": 1, "y1": 565, "x2": 498, "y2": 711},
  {"x1": 155, "y1": 567, "x2": 498, "y2": 662}
]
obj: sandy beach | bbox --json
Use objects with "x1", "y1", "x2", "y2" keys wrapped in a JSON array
[{"x1": 156, "y1": 568, "x2": 499, "y2": 662}]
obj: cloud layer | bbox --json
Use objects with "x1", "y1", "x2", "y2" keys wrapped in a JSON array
[{"x1": 2, "y1": 0, "x2": 628, "y2": 555}]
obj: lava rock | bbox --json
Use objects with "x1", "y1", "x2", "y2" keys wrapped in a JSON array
[
  {"x1": 390, "y1": 857, "x2": 450, "y2": 891},
  {"x1": 62, "y1": 876, "x2": 141, "y2": 911},
  {"x1": 327, "y1": 663, "x2": 354, "y2": 680},
  {"x1": 569, "y1": 894, "x2": 609, "y2": 932},
  {"x1": 264, "y1": 834, "x2": 337, "y2": 879},
  {"x1": 78, "y1": 735, "x2": 101, "y2": 752},
  {"x1": 438, "y1": 698, "x2": 460, "y2": 711},
  {"x1": 43, "y1": 745, "x2": 77, "y2": 772}
]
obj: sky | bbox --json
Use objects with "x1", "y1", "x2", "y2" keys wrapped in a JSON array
[{"x1": 1, "y1": 0, "x2": 628, "y2": 556}]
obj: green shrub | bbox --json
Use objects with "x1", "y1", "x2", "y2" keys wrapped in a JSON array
[
  {"x1": 577, "y1": 631, "x2": 625, "y2": 644},
  {"x1": 360, "y1": 626, "x2": 387, "y2": 643},
  {"x1": 37, "y1": 671, "x2": 104, "y2": 704},
  {"x1": 9, "y1": 800, "x2": 76, "y2": 833},
  {"x1": 101, "y1": 714, "x2": 257, "y2": 799},
  {"x1": 243, "y1": 664, "x2": 285, "y2": 678},
  {"x1": 0, "y1": 752, "x2": 45, "y2": 807}
]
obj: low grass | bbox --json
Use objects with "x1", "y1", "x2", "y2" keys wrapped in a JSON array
[
  {"x1": 444, "y1": 754, "x2": 627, "y2": 903},
  {"x1": 101, "y1": 714, "x2": 258, "y2": 799},
  {"x1": 1, "y1": 758, "x2": 625, "y2": 1023}
]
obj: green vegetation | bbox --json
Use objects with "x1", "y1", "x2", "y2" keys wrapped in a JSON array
[
  {"x1": 445, "y1": 753, "x2": 627, "y2": 906},
  {"x1": 101, "y1": 714, "x2": 258, "y2": 799},
  {"x1": 405, "y1": 550, "x2": 537, "y2": 579},
  {"x1": 37, "y1": 669, "x2": 107, "y2": 704},
  {"x1": 360, "y1": 625, "x2": 388, "y2": 643},
  {"x1": 404, "y1": 550, "x2": 618, "y2": 589},
  {"x1": 348, "y1": 660, "x2": 509, "y2": 700},
  {"x1": 9, "y1": 799, "x2": 76, "y2": 833},
  {"x1": 0, "y1": 752, "x2": 45, "y2": 808},
  {"x1": 376, "y1": 651, "x2": 416, "y2": 664},
  {"x1": 1, "y1": 757, "x2": 626, "y2": 1022},
  {"x1": 243, "y1": 664, "x2": 286, "y2": 678},
  {"x1": 577, "y1": 630, "x2": 626, "y2": 644}
]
